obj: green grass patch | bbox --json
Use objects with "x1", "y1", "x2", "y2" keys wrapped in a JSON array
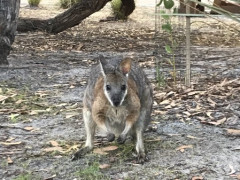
[
  {"x1": 13, "y1": 173, "x2": 32, "y2": 180},
  {"x1": 75, "y1": 162, "x2": 110, "y2": 180}
]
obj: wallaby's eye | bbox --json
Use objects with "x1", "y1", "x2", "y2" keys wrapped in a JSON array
[
  {"x1": 121, "y1": 85, "x2": 126, "y2": 91},
  {"x1": 106, "y1": 85, "x2": 111, "y2": 91}
]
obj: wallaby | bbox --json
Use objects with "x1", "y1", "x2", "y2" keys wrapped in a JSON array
[{"x1": 73, "y1": 56, "x2": 152, "y2": 162}]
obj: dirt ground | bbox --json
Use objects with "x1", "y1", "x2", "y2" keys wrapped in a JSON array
[{"x1": 1, "y1": 1, "x2": 240, "y2": 180}]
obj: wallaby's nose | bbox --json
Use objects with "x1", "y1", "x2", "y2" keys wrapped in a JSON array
[
  {"x1": 113, "y1": 101, "x2": 120, "y2": 107},
  {"x1": 112, "y1": 96, "x2": 121, "y2": 107}
]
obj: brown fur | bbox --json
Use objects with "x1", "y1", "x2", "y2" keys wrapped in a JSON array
[{"x1": 91, "y1": 75, "x2": 140, "y2": 130}]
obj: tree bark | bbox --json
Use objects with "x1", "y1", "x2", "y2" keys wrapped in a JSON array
[
  {"x1": 17, "y1": 0, "x2": 111, "y2": 34},
  {"x1": 0, "y1": 0, "x2": 20, "y2": 65},
  {"x1": 120, "y1": 0, "x2": 135, "y2": 18}
]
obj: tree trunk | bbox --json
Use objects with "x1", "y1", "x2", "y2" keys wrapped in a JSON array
[
  {"x1": 17, "y1": 0, "x2": 111, "y2": 34},
  {"x1": 0, "y1": 0, "x2": 20, "y2": 65},
  {"x1": 120, "y1": 0, "x2": 135, "y2": 17}
]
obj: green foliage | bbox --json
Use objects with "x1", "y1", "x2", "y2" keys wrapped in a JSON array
[
  {"x1": 75, "y1": 162, "x2": 107, "y2": 180},
  {"x1": 59, "y1": 0, "x2": 81, "y2": 9},
  {"x1": 28, "y1": 0, "x2": 41, "y2": 7},
  {"x1": 163, "y1": 0, "x2": 174, "y2": 9},
  {"x1": 157, "y1": 0, "x2": 174, "y2": 9},
  {"x1": 165, "y1": 45, "x2": 172, "y2": 54},
  {"x1": 162, "y1": 23, "x2": 172, "y2": 33},
  {"x1": 111, "y1": 0, "x2": 126, "y2": 20},
  {"x1": 13, "y1": 173, "x2": 33, "y2": 180},
  {"x1": 156, "y1": 63, "x2": 166, "y2": 87}
]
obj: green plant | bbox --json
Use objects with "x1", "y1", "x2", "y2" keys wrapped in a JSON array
[
  {"x1": 13, "y1": 173, "x2": 33, "y2": 180},
  {"x1": 28, "y1": 0, "x2": 41, "y2": 7},
  {"x1": 59, "y1": 0, "x2": 81, "y2": 9},
  {"x1": 75, "y1": 162, "x2": 108, "y2": 180},
  {"x1": 156, "y1": 0, "x2": 178, "y2": 85},
  {"x1": 111, "y1": 0, "x2": 126, "y2": 20},
  {"x1": 156, "y1": 62, "x2": 166, "y2": 87}
]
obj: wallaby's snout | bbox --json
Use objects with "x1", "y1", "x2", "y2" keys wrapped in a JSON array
[{"x1": 111, "y1": 93, "x2": 123, "y2": 107}]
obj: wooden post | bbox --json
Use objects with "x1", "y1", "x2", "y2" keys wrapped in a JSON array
[
  {"x1": 185, "y1": 0, "x2": 191, "y2": 86},
  {"x1": 0, "y1": 0, "x2": 20, "y2": 65}
]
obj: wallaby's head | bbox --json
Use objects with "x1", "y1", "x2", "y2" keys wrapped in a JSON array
[{"x1": 99, "y1": 56, "x2": 132, "y2": 107}]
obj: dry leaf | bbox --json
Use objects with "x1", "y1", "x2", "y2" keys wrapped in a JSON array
[
  {"x1": 226, "y1": 129, "x2": 240, "y2": 136},
  {"x1": 6, "y1": 137, "x2": 15, "y2": 142},
  {"x1": 102, "y1": 146, "x2": 118, "y2": 151},
  {"x1": 192, "y1": 176, "x2": 203, "y2": 180},
  {"x1": 154, "y1": 110, "x2": 167, "y2": 115},
  {"x1": 188, "y1": 91, "x2": 205, "y2": 96},
  {"x1": 208, "y1": 117, "x2": 226, "y2": 126},
  {"x1": 187, "y1": 135, "x2": 202, "y2": 139},
  {"x1": 65, "y1": 144, "x2": 80, "y2": 153},
  {"x1": 65, "y1": 113, "x2": 78, "y2": 119},
  {"x1": 49, "y1": 140, "x2": 59, "y2": 147},
  {"x1": 93, "y1": 145, "x2": 118, "y2": 155},
  {"x1": 166, "y1": 91, "x2": 175, "y2": 97},
  {"x1": 43, "y1": 146, "x2": 63, "y2": 153},
  {"x1": 165, "y1": 105, "x2": 172, "y2": 109},
  {"x1": 7, "y1": 157, "x2": 13, "y2": 164},
  {"x1": 207, "y1": 97, "x2": 216, "y2": 107},
  {"x1": 206, "y1": 111, "x2": 214, "y2": 120},
  {"x1": 99, "y1": 164, "x2": 110, "y2": 169},
  {"x1": 0, "y1": 141, "x2": 22, "y2": 146},
  {"x1": 0, "y1": 95, "x2": 8, "y2": 102},
  {"x1": 24, "y1": 126, "x2": 34, "y2": 131},
  {"x1": 93, "y1": 148, "x2": 108, "y2": 155},
  {"x1": 176, "y1": 145, "x2": 193, "y2": 152},
  {"x1": 228, "y1": 164, "x2": 236, "y2": 175},
  {"x1": 196, "y1": 116, "x2": 206, "y2": 121},
  {"x1": 183, "y1": 111, "x2": 191, "y2": 117},
  {"x1": 160, "y1": 99, "x2": 170, "y2": 105},
  {"x1": 44, "y1": 174, "x2": 57, "y2": 180},
  {"x1": 29, "y1": 110, "x2": 47, "y2": 115}
]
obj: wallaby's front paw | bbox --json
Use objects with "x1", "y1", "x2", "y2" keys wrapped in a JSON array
[
  {"x1": 107, "y1": 133, "x2": 115, "y2": 142},
  {"x1": 71, "y1": 147, "x2": 92, "y2": 161},
  {"x1": 117, "y1": 134, "x2": 126, "y2": 144}
]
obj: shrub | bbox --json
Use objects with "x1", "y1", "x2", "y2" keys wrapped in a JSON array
[
  {"x1": 111, "y1": 0, "x2": 125, "y2": 20},
  {"x1": 28, "y1": 0, "x2": 41, "y2": 7},
  {"x1": 59, "y1": 0, "x2": 81, "y2": 9}
]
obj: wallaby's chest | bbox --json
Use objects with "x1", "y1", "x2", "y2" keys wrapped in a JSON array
[{"x1": 106, "y1": 105, "x2": 128, "y2": 124}]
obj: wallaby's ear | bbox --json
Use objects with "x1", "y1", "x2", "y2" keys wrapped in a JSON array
[
  {"x1": 99, "y1": 55, "x2": 107, "y2": 77},
  {"x1": 120, "y1": 57, "x2": 132, "y2": 76}
]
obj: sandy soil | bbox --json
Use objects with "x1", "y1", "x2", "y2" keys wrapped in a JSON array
[{"x1": 0, "y1": 1, "x2": 240, "y2": 180}]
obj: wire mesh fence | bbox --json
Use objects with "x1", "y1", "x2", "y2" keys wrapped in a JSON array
[{"x1": 154, "y1": 0, "x2": 240, "y2": 87}]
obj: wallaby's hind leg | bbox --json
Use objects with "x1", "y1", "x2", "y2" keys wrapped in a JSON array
[
  {"x1": 135, "y1": 107, "x2": 151, "y2": 163},
  {"x1": 135, "y1": 111, "x2": 146, "y2": 163},
  {"x1": 72, "y1": 107, "x2": 96, "y2": 160},
  {"x1": 83, "y1": 107, "x2": 96, "y2": 149}
]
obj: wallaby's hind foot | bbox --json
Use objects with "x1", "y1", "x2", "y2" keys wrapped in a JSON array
[{"x1": 71, "y1": 147, "x2": 92, "y2": 161}]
